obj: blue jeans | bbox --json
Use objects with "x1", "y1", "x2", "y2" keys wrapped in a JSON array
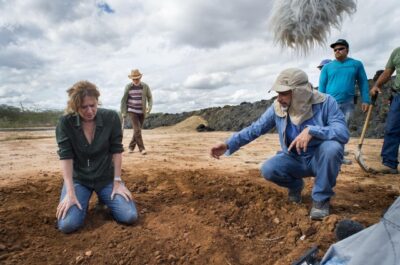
[
  {"x1": 57, "y1": 181, "x2": 138, "y2": 233},
  {"x1": 260, "y1": 140, "x2": 344, "y2": 202},
  {"x1": 338, "y1": 101, "x2": 355, "y2": 126},
  {"x1": 381, "y1": 94, "x2": 400, "y2": 169}
]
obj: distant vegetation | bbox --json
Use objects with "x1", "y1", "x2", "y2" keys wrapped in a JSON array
[{"x1": 0, "y1": 104, "x2": 63, "y2": 128}]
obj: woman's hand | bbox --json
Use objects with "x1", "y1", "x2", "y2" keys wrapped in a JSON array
[
  {"x1": 111, "y1": 181, "x2": 133, "y2": 202},
  {"x1": 56, "y1": 193, "x2": 82, "y2": 220}
]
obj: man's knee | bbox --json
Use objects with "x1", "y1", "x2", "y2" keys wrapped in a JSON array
[
  {"x1": 320, "y1": 141, "x2": 343, "y2": 159},
  {"x1": 260, "y1": 161, "x2": 276, "y2": 181}
]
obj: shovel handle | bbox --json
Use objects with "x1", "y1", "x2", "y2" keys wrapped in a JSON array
[{"x1": 358, "y1": 94, "x2": 378, "y2": 145}]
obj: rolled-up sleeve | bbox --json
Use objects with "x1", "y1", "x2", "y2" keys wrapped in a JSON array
[
  {"x1": 55, "y1": 118, "x2": 74, "y2": 160},
  {"x1": 109, "y1": 111, "x2": 124, "y2": 154}
]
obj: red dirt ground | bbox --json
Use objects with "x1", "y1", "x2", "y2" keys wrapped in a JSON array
[{"x1": 0, "y1": 125, "x2": 398, "y2": 265}]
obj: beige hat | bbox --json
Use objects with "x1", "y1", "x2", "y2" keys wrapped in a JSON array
[
  {"x1": 128, "y1": 69, "x2": 142, "y2": 80},
  {"x1": 272, "y1": 68, "x2": 326, "y2": 125},
  {"x1": 272, "y1": 68, "x2": 309, "y2": 92}
]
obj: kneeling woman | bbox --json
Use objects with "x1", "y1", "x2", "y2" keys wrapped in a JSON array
[{"x1": 55, "y1": 81, "x2": 138, "y2": 233}]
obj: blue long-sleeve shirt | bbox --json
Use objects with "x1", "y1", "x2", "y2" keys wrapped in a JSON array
[
  {"x1": 318, "y1": 58, "x2": 370, "y2": 104},
  {"x1": 225, "y1": 95, "x2": 349, "y2": 156}
]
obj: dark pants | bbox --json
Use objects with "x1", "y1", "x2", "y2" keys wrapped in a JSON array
[
  {"x1": 381, "y1": 94, "x2": 400, "y2": 169},
  {"x1": 128, "y1": 112, "x2": 145, "y2": 151}
]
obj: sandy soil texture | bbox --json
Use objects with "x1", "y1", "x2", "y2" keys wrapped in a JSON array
[{"x1": 0, "y1": 119, "x2": 399, "y2": 265}]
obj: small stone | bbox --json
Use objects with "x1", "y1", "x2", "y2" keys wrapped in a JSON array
[
  {"x1": 236, "y1": 188, "x2": 244, "y2": 195},
  {"x1": 273, "y1": 217, "x2": 280, "y2": 224},
  {"x1": 85, "y1": 250, "x2": 93, "y2": 257},
  {"x1": 154, "y1": 251, "x2": 161, "y2": 256},
  {"x1": 75, "y1": 255, "x2": 84, "y2": 264},
  {"x1": 300, "y1": 235, "x2": 306, "y2": 241}
]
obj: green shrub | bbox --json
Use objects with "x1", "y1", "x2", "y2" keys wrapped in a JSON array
[{"x1": 0, "y1": 104, "x2": 63, "y2": 128}]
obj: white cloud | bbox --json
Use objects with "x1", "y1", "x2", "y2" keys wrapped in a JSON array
[
  {"x1": 0, "y1": 0, "x2": 399, "y2": 113},
  {"x1": 183, "y1": 72, "x2": 232, "y2": 89}
]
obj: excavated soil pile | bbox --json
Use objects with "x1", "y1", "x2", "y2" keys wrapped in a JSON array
[{"x1": 0, "y1": 128, "x2": 398, "y2": 265}]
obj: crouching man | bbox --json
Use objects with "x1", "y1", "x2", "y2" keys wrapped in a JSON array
[{"x1": 210, "y1": 68, "x2": 349, "y2": 220}]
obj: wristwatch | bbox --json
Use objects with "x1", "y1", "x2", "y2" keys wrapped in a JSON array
[{"x1": 114, "y1": 176, "x2": 122, "y2": 182}]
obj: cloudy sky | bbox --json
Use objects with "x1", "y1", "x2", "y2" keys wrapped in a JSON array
[{"x1": 0, "y1": 0, "x2": 399, "y2": 113}]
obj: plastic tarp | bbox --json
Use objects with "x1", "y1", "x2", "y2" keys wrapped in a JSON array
[{"x1": 321, "y1": 197, "x2": 400, "y2": 265}]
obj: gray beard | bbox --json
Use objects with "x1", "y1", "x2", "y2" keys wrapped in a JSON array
[{"x1": 281, "y1": 106, "x2": 288, "y2": 112}]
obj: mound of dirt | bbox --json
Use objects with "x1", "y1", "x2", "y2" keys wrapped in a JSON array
[{"x1": 156, "y1": 115, "x2": 208, "y2": 133}]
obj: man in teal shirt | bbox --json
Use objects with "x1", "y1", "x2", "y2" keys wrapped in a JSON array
[
  {"x1": 319, "y1": 39, "x2": 370, "y2": 122},
  {"x1": 319, "y1": 39, "x2": 370, "y2": 165}
]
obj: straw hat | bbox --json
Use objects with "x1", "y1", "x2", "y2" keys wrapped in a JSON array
[{"x1": 128, "y1": 69, "x2": 142, "y2": 80}]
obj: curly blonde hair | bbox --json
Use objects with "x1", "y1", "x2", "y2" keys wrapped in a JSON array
[{"x1": 65, "y1": 81, "x2": 100, "y2": 114}]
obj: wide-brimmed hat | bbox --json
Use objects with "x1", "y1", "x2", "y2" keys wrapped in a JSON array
[
  {"x1": 272, "y1": 68, "x2": 309, "y2": 92},
  {"x1": 330, "y1": 39, "x2": 349, "y2": 49},
  {"x1": 272, "y1": 68, "x2": 326, "y2": 125},
  {"x1": 128, "y1": 69, "x2": 142, "y2": 80}
]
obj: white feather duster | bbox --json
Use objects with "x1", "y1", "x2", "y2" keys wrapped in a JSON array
[{"x1": 269, "y1": 0, "x2": 357, "y2": 54}]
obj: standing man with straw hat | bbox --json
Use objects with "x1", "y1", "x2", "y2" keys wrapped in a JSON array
[{"x1": 121, "y1": 69, "x2": 153, "y2": 155}]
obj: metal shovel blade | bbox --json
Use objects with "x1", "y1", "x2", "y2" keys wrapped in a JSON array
[
  {"x1": 355, "y1": 145, "x2": 376, "y2": 174},
  {"x1": 354, "y1": 95, "x2": 377, "y2": 173}
]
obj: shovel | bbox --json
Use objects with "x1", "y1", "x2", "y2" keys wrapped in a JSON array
[{"x1": 354, "y1": 95, "x2": 378, "y2": 173}]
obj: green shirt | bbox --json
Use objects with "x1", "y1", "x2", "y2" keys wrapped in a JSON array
[
  {"x1": 56, "y1": 108, "x2": 124, "y2": 190},
  {"x1": 386, "y1": 46, "x2": 400, "y2": 91}
]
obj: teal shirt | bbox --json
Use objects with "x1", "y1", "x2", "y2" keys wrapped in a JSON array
[
  {"x1": 56, "y1": 108, "x2": 124, "y2": 190},
  {"x1": 319, "y1": 58, "x2": 370, "y2": 104},
  {"x1": 386, "y1": 46, "x2": 400, "y2": 91}
]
